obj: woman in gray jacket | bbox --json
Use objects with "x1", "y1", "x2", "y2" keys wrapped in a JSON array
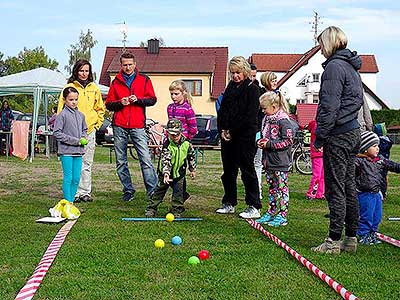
[
  {"x1": 53, "y1": 87, "x2": 88, "y2": 203},
  {"x1": 311, "y1": 26, "x2": 363, "y2": 254}
]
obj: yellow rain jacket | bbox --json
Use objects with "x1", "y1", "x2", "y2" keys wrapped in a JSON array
[{"x1": 58, "y1": 81, "x2": 105, "y2": 134}]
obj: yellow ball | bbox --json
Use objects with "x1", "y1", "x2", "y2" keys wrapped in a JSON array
[
  {"x1": 165, "y1": 213, "x2": 175, "y2": 222},
  {"x1": 154, "y1": 239, "x2": 165, "y2": 249}
]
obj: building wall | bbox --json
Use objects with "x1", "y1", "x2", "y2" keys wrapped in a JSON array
[
  {"x1": 109, "y1": 73, "x2": 218, "y2": 125},
  {"x1": 256, "y1": 52, "x2": 380, "y2": 108}
]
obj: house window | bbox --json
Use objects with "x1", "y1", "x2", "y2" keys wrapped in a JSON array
[
  {"x1": 297, "y1": 98, "x2": 306, "y2": 104},
  {"x1": 313, "y1": 95, "x2": 319, "y2": 103},
  {"x1": 297, "y1": 75, "x2": 307, "y2": 87},
  {"x1": 312, "y1": 73, "x2": 320, "y2": 82},
  {"x1": 183, "y1": 80, "x2": 202, "y2": 96}
]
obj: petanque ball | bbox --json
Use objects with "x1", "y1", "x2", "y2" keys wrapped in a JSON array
[
  {"x1": 188, "y1": 256, "x2": 200, "y2": 265},
  {"x1": 171, "y1": 236, "x2": 182, "y2": 245},
  {"x1": 197, "y1": 249, "x2": 210, "y2": 260},
  {"x1": 165, "y1": 213, "x2": 175, "y2": 222},
  {"x1": 154, "y1": 239, "x2": 165, "y2": 249}
]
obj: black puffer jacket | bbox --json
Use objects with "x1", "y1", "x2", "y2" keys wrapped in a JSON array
[
  {"x1": 355, "y1": 155, "x2": 400, "y2": 193},
  {"x1": 217, "y1": 78, "x2": 260, "y2": 139},
  {"x1": 315, "y1": 49, "x2": 364, "y2": 148}
]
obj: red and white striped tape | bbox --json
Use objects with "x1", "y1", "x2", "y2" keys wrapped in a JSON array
[
  {"x1": 377, "y1": 232, "x2": 400, "y2": 247},
  {"x1": 15, "y1": 220, "x2": 77, "y2": 300},
  {"x1": 246, "y1": 219, "x2": 359, "y2": 300}
]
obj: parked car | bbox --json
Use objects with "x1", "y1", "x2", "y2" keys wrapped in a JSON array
[
  {"x1": 191, "y1": 115, "x2": 220, "y2": 146},
  {"x1": 16, "y1": 113, "x2": 49, "y2": 131},
  {"x1": 96, "y1": 118, "x2": 112, "y2": 145}
]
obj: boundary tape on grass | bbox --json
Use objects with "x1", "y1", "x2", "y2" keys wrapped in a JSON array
[
  {"x1": 122, "y1": 217, "x2": 203, "y2": 221},
  {"x1": 15, "y1": 220, "x2": 77, "y2": 300},
  {"x1": 246, "y1": 219, "x2": 359, "y2": 300},
  {"x1": 377, "y1": 232, "x2": 400, "y2": 247}
]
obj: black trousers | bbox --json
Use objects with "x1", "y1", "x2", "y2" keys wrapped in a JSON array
[
  {"x1": 220, "y1": 136, "x2": 261, "y2": 209},
  {"x1": 323, "y1": 129, "x2": 360, "y2": 240}
]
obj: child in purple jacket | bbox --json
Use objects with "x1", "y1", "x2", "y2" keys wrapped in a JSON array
[{"x1": 167, "y1": 80, "x2": 198, "y2": 140}]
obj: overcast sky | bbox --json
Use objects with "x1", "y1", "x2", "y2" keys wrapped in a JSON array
[{"x1": 1, "y1": 0, "x2": 399, "y2": 108}]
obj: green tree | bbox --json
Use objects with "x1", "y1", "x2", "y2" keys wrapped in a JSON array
[
  {"x1": 3, "y1": 47, "x2": 58, "y2": 75},
  {"x1": 0, "y1": 52, "x2": 8, "y2": 76},
  {"x1": 0, "y1": 47, "x2": 58, "y2": 112},
  {"x1": 65, "y1": 29, "x2": 97, "y2": 74}
]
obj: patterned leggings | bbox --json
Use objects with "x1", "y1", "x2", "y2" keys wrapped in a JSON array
[{"x1": 266, "y1": 171, "x2": 289, "y2": 217}]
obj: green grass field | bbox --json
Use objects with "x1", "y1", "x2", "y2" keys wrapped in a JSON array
[{"x1": 1, "y1": 145, "x2": 400, "y2": 300}]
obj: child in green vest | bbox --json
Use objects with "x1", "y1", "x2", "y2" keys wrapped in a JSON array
[{"x1": 145, "y1": 119, "x2": 196, "y2": 218}]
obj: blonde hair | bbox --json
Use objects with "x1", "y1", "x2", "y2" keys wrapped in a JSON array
[
  {"x1": 259, "y1": 91, "x2": 289, "y2": 114},
  {"x1": 169, "y1": 80, "x2": 193, "y2": 106},
  {"x1": 317, "y1": 26, "x2": 348, "y2": 58},
  {"x1": 228, "y1": 56, "x2": 251, "y2": 78},
  {"x1": 260, "y1": 71, "x2": 278, "y2": 91}
]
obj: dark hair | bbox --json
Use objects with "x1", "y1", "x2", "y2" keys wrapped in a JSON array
[
  {"x1": 68, "y1": 59, "x2": 94, "y2": 83},
  {"x1": 1, "y1": 100, "x2": 9, "y2": 109},
  {"x1": 63, "y1": 86, "x2": 79, "y2": 99},
  {"x1": 120, "y1": 52, "x2": 135, "y2": 63},
  {"x1": 250, "y1": 63, "x2": 257, "y2": 70}
]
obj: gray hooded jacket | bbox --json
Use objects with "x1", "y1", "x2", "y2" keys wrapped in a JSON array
[{"x1": 53, "y1": 105, "x2": 87, "y2": 155}]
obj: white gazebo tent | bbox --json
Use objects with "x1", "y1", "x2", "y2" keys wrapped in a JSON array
[{"x1": 0, "y1": 67, "x2": 109, "y2": 161}]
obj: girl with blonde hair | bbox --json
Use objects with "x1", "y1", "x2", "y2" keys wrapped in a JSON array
[
  {"x1": 256, "y1": 91, "x2": 294, "y2": 227},
  {"x1": 167, "y1": 80, "x2": 197, "y2": 140}
]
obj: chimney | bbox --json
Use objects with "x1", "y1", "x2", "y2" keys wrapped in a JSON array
[{"x1": 147, "y1": 39, "x2": 160, "y2": 54}]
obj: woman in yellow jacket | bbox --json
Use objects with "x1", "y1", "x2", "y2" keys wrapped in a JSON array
[{"x1": 58, "y1": 59, "x2": 105, "y2": 202}]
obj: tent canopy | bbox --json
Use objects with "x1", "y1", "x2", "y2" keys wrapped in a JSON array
[{"x1": 0, "y1": 67, "x2": 109, "y2": 161}]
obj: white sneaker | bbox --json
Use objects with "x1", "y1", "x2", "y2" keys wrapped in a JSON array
[
  {"x1": 239, "y1": 206, "x2": 261, "y2": 219},
  {"x1": 216, "y1": 204, "x2": 235, "y2": 214}
]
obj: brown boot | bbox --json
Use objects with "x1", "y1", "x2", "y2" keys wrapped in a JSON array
[
  {"x1": 340, "y1": 236, "x2": 357, "y2": 253},
  {"x1": 311, "y1": 237, "x2": 340, "y2": 254}
]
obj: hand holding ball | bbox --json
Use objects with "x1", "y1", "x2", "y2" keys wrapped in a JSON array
[{"x1": 80, "y1": 137, "x2": 88, "y2": 146}]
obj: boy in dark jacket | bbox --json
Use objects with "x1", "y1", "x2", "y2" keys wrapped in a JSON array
[
  {"x1": 145, "y1": 119, "x2": 196, "y2": 218},
  {"x1": 356, "y1": 131, "x2": 400, "y2": 245}
]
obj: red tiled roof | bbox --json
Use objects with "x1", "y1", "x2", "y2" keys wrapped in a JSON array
[
  {"x1": 250, "y1": 54, "x2": 302, "y2": 72},
  {"x1": 249, "y1": 46, "x2": 379, "y2": 75},
  {"x1": 100, "y1": 46, "x2": 228, "y2": 99},
  {"x1": 296, "y1": 103, "x2": 318, "y2": 127}
]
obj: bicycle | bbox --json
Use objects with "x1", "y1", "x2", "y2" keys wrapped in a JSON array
[
  {"x1": 290, "y1": 130, "x2": 312, "y2": 175},
  {"x1": 129, "y1": 119, "x2": 165, "y2": 160}
]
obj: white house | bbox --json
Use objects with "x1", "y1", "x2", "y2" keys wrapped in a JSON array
[{"x1": 250, "y1": 46, "x2": 389, "y2": 110}]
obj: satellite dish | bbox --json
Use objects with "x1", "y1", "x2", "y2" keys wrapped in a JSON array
[{"x1": 280, "y1": 86, "x2": 290, "y2": 99}]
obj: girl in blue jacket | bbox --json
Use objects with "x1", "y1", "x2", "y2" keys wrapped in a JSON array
[{"x1": 53, "y1": 87, "x2": 88, "y2": 202}]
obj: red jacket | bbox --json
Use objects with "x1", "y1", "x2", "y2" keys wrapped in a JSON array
[{"x1": 105, "y1": 68, "x2": 157, "y2": 128}]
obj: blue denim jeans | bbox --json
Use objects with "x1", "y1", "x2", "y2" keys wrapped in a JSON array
[{"x1": 113, "y1": 126, "x2": 158, "y2": 196}]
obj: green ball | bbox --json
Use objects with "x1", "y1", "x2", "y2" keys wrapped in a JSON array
[
  {"x1": 188, "y1": 256, "x2": 200, "y2": 265},
  {"x1": 80, "y1": 138, "x2": 88, "y2": 145}
]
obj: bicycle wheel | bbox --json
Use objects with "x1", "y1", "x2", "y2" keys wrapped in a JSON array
[
  {"x1": 295, "y1": 151, "x2": 312, "y2": 175},
  {"x1": 129, "y1": 146, "x2": 138, "y2": 160}
]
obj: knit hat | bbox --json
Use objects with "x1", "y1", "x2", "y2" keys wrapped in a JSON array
[
  {"x1": 359, "y1": 131, "x2": 379, "y2": 153},
  {"x1": 166, "y1": 118, "x2": 183, "y2": 135}
]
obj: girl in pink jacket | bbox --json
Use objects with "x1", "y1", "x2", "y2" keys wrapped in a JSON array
[{"x1": 306, "y1": 120, "x2": 325, "y2": 200}]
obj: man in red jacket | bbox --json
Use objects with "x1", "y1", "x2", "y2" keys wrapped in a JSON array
[{"x1": 105, "y1": 52, "x2": 158, "y2": 202}]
